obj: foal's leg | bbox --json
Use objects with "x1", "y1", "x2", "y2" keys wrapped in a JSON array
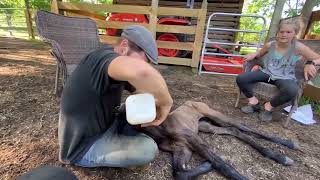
[
  {"x1": 235, "y1": 124, "x2": 299, "y2": 150},
  {"x1": 174, "y1": 161, "x2": 213, "y2": 180},
  {"x1": 172, "y1": 144, "x2": 193, "y2": 171},
  {"x1": 199, "y1": 121, "x2": 294, "y2": 166},
  {"x1": 202, "y1": 115, "x2": 299, "y2": 150},
  {"x1": 158, "y1": 137, "x2": 214, "y2": 180},
  {"x1": 190, "y1": 101, "x2": 299, "y2": 150},
  {"x1": 172, "y1": 145, "x2": 214, "y2": 180},
  {"x1": 181, "y1": 130, "x2": 248, "y2": 180}
]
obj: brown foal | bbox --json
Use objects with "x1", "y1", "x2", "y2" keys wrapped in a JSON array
[{"x1": 141, "y1": 101, "x2": 298, "y2": 180}]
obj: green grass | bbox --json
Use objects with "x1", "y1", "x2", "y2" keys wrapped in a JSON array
[
  {"x1": 312, "y1": 74, "x2": 320, "y2": 87},
  {"x1": 239, "y1": 47, "x2": 257, "y2": 55},
  {"x1": 0, "y1": 9, "x2": 29, "y2": 37},
  {"x1": 299, "y1": 96, "x2": 320, "y2": 117},
  {"x1": 0, "y1": 10, "x2": 36, "y2": 39},
  {"x1": 0, "y1": 28, "x2": 30, "y2": 39}
]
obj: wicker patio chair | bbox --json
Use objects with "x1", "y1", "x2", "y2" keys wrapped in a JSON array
[
  {"x1": 234, "y1": 57, "x2": 318, "y2": 127},
  {"x1": 35, "y1": 10, "x2": 102, "y2": 96}
]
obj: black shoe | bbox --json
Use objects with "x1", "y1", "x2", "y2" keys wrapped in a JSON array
[
  {"x1": 241, "y1": 103, "x2": 261, "y2": 114},
  {"x1": 259, "y1": 109, "x2": 273, "y2": 122}
]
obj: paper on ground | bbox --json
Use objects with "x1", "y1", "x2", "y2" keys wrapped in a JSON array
[{"x1": 284, "y1": 104, "x2": 317, "y2": 125}]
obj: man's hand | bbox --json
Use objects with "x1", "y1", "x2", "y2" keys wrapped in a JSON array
[
  {"x1": 141, "y1": 102, "x2": 172, "y2": 127},
  {"x1": 304, "y1": 64, "x2": 317, "y2": 80}
]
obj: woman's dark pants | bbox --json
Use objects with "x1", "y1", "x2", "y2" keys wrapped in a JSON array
[{"x1": 236, "y1": 70, "x2": 298, "y2": 107}]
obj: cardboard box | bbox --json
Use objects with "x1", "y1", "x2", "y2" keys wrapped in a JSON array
[{"x1": 303, "y1": 84, "x2": 320, "y2": 102}]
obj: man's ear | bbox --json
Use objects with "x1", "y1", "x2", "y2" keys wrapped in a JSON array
[
  {"x1": 119, "y1": 39, "x2": 130, "y2": 55},
  {"x1": 120, "y1": 39, "x2": 129, "y2": 47}
]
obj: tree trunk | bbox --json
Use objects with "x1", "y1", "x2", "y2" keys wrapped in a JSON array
[
  {"x1": 266, "y1": 0, "x2": 286, "y2": 41},
  {"x1": 298, "y1": 0, "x2": 317, "y2": 39},
  {"x1": 24, "y1": 0, "x2": 35, "y2": 39}
]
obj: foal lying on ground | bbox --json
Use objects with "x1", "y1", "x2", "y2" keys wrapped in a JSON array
[{"x1": 141, "y1": 101, "x2": 299, "y2": 180}]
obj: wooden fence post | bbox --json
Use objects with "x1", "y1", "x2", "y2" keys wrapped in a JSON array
[
  {"x1": 51, "y1": 0, "x2": 60, "y2": 14},
  {"x1": 190, "y1": 0, "x2": 207, "y2": 68},
  {"x1": 149, "y1": 0, "x2": 158, "y2": 39}
]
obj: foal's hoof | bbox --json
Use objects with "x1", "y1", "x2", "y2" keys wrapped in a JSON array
[
  {"x1": 182, "y1": 164, "x2": 191, "y2": 170},
  {"x1": 283, "y1": 157, "x2": 294, "y2": 166},
  {"x1": 291, "y1": 140, "x2": 300, "y2": 150},
  {"x1": 286, "y1": 139, "x2": 300, "y2": 150}
]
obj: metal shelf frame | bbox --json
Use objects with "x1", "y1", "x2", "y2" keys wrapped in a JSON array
[{"x1": 198, "y1": 13, "x2": 267, "y2": 76}]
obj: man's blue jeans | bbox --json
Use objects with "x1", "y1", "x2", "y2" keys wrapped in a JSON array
[{"x1": 75, "y1": 113, "x2": 158, "y2": 168}]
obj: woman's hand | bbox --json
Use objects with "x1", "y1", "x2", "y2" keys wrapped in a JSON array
[
  {"x1": 304, "y1": 64, "x2": 317, "y2": 80},
  {"x1": 251, "y1": 65, "x2": 261, "y2": 71},
  {"x1": 244, "y1": 53, "x2": 257, "y2": 61}
]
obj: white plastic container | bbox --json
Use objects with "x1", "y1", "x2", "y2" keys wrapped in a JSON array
[{"x1": 125, "y1": 93, "x2": 156, "y2": 125}]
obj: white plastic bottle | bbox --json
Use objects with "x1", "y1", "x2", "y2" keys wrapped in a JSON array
[{"x1": 125, "y1": 93, "x2": 156, "y2": 125}]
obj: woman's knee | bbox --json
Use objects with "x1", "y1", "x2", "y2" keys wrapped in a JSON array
[
  {"x1": 236, "y1": 74, "x2": 246, "y2": 86},
  {"x1": 287, "y1": 88, "x2": 298, "y2": 99},
  {"x1": 281, "y1": 84, "x2": 298, "y2": 99}
]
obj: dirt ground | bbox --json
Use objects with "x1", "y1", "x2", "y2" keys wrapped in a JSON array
[{"x1": 0, "y1": 37, "x2": 320, "y2": 180}]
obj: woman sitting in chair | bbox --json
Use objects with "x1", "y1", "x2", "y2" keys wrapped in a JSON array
[{"x1": 236, "y1": 19, "x2": 320, "y2": 122}]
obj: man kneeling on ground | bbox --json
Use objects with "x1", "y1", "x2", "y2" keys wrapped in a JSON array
[{"x1": 58, "y1": 25, "x2": 173, "y2": 167}]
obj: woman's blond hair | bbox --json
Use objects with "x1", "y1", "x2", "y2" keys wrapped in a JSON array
[{"x1": 278, "y1": 18, "x2": 300, "y2": 34}]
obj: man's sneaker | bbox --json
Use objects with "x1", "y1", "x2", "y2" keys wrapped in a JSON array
[
  {"x1": 259, "y1": 109, "x2": 273, "y2": 122},
  {"x1": 241, "y1": 103, "x2": 261, "y2": 114}
]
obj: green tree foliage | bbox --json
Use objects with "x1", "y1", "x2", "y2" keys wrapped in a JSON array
[
  {"x1": 98, "y1": 0, "x2": 113, "y2": 5},
  {"x1": 246, "y1": 0, "x2": 276, "y2": 18},
  {"x1": 29, "y1": 0, "x2": 51, "y2": 10},
  {"x1": 0, "y1": 0, "x2": 24, "y2": 14},
  {"x1": 284, "y1": 0, "x2": 304, "y2": 17},
  {"x1": 310, "y1": 21, "x2": 320, "y2": 35},
  {"x1": 239, "y1": 0, "x2": 275, "y2": 43},
  {"x1": 65, "y1": 0, "x2": 113, "y2": 4},
  {"x1": 284, "y1": 0, "x2": 320, "y2": 17},
  {"x1": 0, "y1": 0, "x2": 113, "y2": 11},
  {"x1": 0, "y1": 0, "x2": 24, "y2": 8},
  {"x1": 0, "y1": 0, "x2": 50, "y2": 11},
  {"x1": 239, "y1": 0, "x2": 320, "y2": 42},
  {"x1": 68, "y1": 0, "x2": 84, "y2": 3}
]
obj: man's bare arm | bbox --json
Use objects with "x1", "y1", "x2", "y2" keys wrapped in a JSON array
[{"x1": 108, "y1": 56, "x2": 173, "y2": 127}]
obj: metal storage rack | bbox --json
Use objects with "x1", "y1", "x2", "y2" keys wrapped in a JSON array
[{"x1": 198, "y1": 13, "x2": 267, "y2": 76}]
